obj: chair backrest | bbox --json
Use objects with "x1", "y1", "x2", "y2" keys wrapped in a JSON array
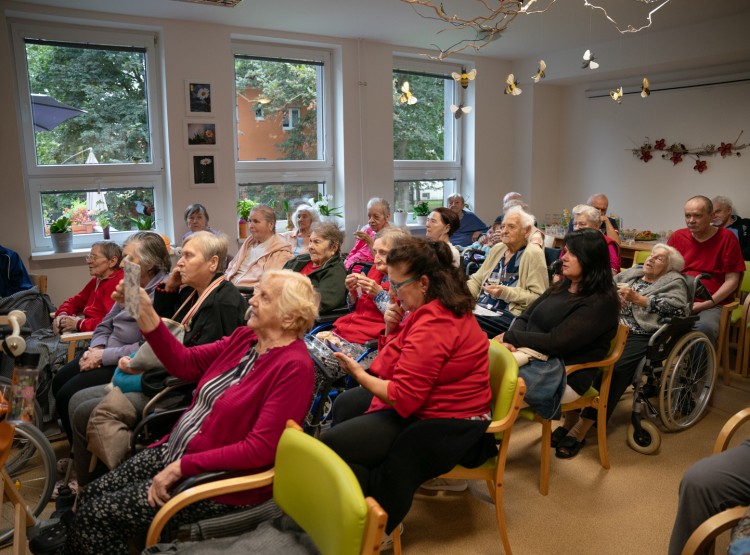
[
  {"x1": 29, "y1": 274, "x2": 48, "y2": 295},
  {"x1": 273, "y1": 426, "x2": 375, "y2": 555},
  {"x1": 740, "y1": 261, "x2": 750, "y2": 294},
  {"x1": 631, "y1": 250, "x2": 650, "y2": 267},
  {"x1": 487, "y1": 340, "x2": 520, "y2": 441}
]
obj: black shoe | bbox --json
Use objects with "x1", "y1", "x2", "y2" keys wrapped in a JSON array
[{"x1": 28, "y1": 510, "x2": 74, "y2": 555}]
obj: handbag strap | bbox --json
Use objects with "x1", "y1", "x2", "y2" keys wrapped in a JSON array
[{"x1": 180, "y1": 275, "x2": 226, "y2": 327}]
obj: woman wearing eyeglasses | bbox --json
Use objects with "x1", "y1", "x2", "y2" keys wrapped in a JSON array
[{"x1": 322, "y1": 236, "x2": 495, "y2": 538}]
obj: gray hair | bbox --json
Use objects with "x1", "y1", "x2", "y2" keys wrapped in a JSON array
[
  {"x1": 503, "y1": 191, "x2": 523, "y2": 204},
  {"x1": 261, "y1": 270, "x2": 320, "y2": 338},
  {"x1": 572, "y1": 204, "x2": 601, "y2": 227},
  {"x1": 712, "y1": 195, "x2": 734, "y2": 213},
  {"x1": 587, "y1": 193, "x2": 609, "y2": 206},
  {"x1": 447, "y1": 193, "x2": 465, "y2": 203},
  {"x1": 375, "y1": 226, "x2": 411, "y2": 242},
  {"x1": 367, "y1": 197, "x2": 391, "y2": 217},
  {"x1": 503, "y1": 205, "x2": 535, "y2": 230},
  {"x1": 292, "y1": 203, "x2": 320, "y2": 231},
  {"x1": 310, "y1": 221, "x2": 344, "y2": 255},
  {"x1": 250, "y1": 204, "x2": 277, "y2": 227},
  {"x1": 651, "y1": 243, "x2": 685, "y2": 273},
  {"x1": 125, "y1": 231, "x2": 171, "y2": 277},
  {"x1": 183, "y1": 231, "x2": 228, "y2": 265},
  {"x1": 503, "y1": 198, "x2": 529, "y2": 212},
  {"x1": 91, "y1": 241, "x2": 123, "y2": 265},
  {"x1": 183, "y1": 203, "x2": 209, "y2": 224}
]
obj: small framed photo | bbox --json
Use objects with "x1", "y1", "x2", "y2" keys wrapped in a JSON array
[
  {"x1": 189, "y1": 154, "x2": 217, "y2": 188},
  {"x1": 185, "y1": 81, "x2": 213, "y2": 115},
  {"x1": 185, "y1": 121, "x2": 217, "y2": 149}
]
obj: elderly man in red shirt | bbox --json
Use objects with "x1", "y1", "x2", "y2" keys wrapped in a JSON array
[{"x1": 667, "y1": 195, "x2": 745, "y2": 345}]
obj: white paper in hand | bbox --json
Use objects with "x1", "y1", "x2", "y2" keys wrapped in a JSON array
[{"x1": 123, "y1": 257, "x2": 141, "y2": 319}]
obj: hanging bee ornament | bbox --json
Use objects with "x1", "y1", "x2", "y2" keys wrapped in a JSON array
[
  {"x1": 399, "y1": 81, "x2": 417, "y2": 105},
  {"x1": 452, "y1": 67, "x2": 477, "y2": 89},
  {"x1": 641, "y1": 77, "x2": 650, "y2": 98},
  {"x1": 531, "y1": 60, "x2": 546, "y2": 83},
  {"x1": 582, "y1": 49, "x2": 599, "y2": 70},
  {"x1": 450, "y1": 103, "x2": 472, "y2": 119},
  {"x1": 504, "y1": 74, "x2": 522, "y2": 96},
  {"x1": 610, "y1": 86, "x2": 623, "y2": 104}
]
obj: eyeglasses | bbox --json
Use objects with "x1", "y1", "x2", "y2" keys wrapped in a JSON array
[
  {"x1": 390, "y1": 275, "x2": 419, "y2": 293},
  {"x1": 84, "y1": 254, "x2": 105, "y2": 262}
]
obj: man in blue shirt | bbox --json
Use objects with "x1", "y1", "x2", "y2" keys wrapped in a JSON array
[
  {"x1": 0, "y1": 244, "x2": 32, "y2": 297},
  {"x1": 447, "y1": 193, "x2": 488, "y2": 247}
]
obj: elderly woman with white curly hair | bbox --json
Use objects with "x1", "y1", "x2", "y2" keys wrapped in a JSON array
[
  {"x1": 571, "y1": 203, "x2": 621, "y2": 274},
  {"x1": 279, "y1": 203, "x2": 320, "y2": 256}
]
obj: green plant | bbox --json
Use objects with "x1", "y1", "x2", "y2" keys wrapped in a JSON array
[
  {"x1": 412, "y1": 201, "x2": 430, "y2": 216},
  {"x1": 237, "y1": 199, "x2": 258, "y2": 222},
  {"x1": 311, "y1": 193, "x2": 342, "y2": 217},
  {"x1": 129, "y1": 215, "x2": 153, "y2": 230},
  {"x1": 49, "y1": 215, "x2": 72, "y2": 234},
  {"x1": 96, "y1": 211, "x2": 111, "y2": 229}
]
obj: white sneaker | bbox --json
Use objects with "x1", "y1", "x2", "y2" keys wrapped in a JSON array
[
  {"x1": 380, "y1": 523, "x2": 404, "y2": 551},
  {"x1": 419, "y1": 478, "x2": 468, "y2": 492}
]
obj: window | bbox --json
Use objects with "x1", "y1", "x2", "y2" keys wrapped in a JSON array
[
  {"x1": 12, "y1": 22, "x2": 166, "y2": 253},
  {"x1": 254, "y1": 106, "x2": 265, "y2": 120},
  {"x1": 394, "y1": 179, "x2": 456, "y2": 215},
  {"x1": 234, "y1": 42, "x2": 334, "y2": 224}
]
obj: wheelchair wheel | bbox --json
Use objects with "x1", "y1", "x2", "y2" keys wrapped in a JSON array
[
  {"x1": 627, "y1": 420, "x2": 661, "y2": 455},
  {"x1": 658, "y1": 331, "x2": 716, "y2": 432},
  {"x1": 1, "y1": 424, "x2": 56, "y2": 546},
  {"x1": 0, "y1": 376, "x2": 42, "y2": 429}
]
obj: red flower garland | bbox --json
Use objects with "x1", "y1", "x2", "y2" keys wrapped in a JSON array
[{"x1": 631, "y1": 131, "x2": 747, "y2": 174}]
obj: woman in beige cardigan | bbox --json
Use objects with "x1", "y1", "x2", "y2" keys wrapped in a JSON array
[
  {"x1": 225, "y1": 205, "x2": 294, "y2": 289},
  {"x1": 467, "y1": 206, "x2": 549, "y2": 337}
]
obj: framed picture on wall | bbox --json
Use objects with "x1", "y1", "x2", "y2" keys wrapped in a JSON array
[
  {"x1": 189, "y1": 154, "x2": 217, "y2": 187},
  {"x1": 185, "y1": 81, "x2": 213, "y2": 115},
  {"x1": 185, "y1": 121, "x2": 217, "y2": 148}
]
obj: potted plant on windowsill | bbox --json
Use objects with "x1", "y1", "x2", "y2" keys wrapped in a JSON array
[
  {"x1": 237, "y1": 199, "x2": 258, "y2": 239},
  {"x1": 412, "y1": 201, "x2": 430, "y2": 226},
  {"x1": 311, "y1": 193, "x2": 342, "y2": 223},
  {"x1": 393, "y1": 208, "x2": 407, "y2": 227},
  {"x1": 49, "y1": 215, "x2": 73, "y2": 253},
  {"x1": 97, "y1": 212, "x2": 112, "y2": 240}
]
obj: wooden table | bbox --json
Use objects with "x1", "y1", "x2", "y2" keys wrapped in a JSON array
[{"x1": 548, "y1": 234, "x2": 659, "y2": 268}]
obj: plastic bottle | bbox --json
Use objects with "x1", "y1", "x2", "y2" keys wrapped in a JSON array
[{"x1": 7, "y1": 352, "x2": 41, "y2": 424}]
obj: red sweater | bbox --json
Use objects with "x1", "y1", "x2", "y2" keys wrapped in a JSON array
[
  {"x1": 369, "y1": 299, "x2": 491, "y2": 419},
  {"x1": 145, "y1": 323, "x2": 314, "y2": 506},
  {"x1": 55, "y1": 269, "x2": 123, "y2": 332},
  {"x1": 332, "y1": 266, "x2": 388, "y2": 344}
]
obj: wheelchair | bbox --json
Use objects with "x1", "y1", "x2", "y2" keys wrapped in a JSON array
[{"x1": 626, "y1": 275, "x2": 718, "y2": 455}]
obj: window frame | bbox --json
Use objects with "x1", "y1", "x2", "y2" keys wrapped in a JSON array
[{"x1": 11, "y1": 21, "x2": 167, "y2": 253}]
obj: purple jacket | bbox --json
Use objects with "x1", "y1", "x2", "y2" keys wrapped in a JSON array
[{"x1": 145, "y1": 323, "x2": 314, "y2": 506}]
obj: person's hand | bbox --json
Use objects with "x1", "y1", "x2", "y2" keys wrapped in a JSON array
[
  {"x1": 384, "y1": 300, "x2": 405, "y2": 335},
  {"x1": 482, "y1": 284, "x2": 505, "y2": 299},
  {"x1": 691, "y1": 300, "x2": 714, "y2": 314},
  {"x1": 59, "y1": 316, "x2": 80, "y2": 333},
  {"x1": 618, "y1": 287, "x2": 647, "y2": 308},
  {"x1": 333, "y1": 352, "x2": 367, "y2": 382},
  {"x1": 148, "y1": 459, "x2": 183, "y2": 508},
  {"x1": 357, "y1": 275, "x2": 383, "y2": 297},
  {"x1": 345, "y1": 273, "x2": 360, "y2": 293},
  {"x1": 117, "y1": 355, "x2": 143, "y2": 375},
  {"x1": 52, "y1": 314, "x2": 65, "y2": 335},
  {"x1": 80, "y1": 348, "x2": 104, "y2": 371},
  {"x1": 164, "y1": 268, "x2": 183, "y2": 291},
  {"x1": 113, "y1": 280, "x2": 160, "y2": 333},
  {"x1": 353, "y1": 231, "x2": 374, "y2": 249}
]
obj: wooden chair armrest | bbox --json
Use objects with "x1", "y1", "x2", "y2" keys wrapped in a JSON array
[
  {"x1": 565, "y1": 361, "x2": 604, "y2": 375},
  {"x1": 146, "y1": 468, "x2": 275, "y2": 547},
  {"x1": 713, "y1": 407, "x2": 750, "y2": 454},
  {"x1": 681, "y1": 505, "x2": 748, "y2": 555},
  {"x1": 722, "y1": 300, "x2": 740, "y2": 312},
  {"x1": 486, "y1": 377, "x2": 526, "y2": 435},
  {"x1": 59, "y1": 331, "x2": 94, "y2": 343}
]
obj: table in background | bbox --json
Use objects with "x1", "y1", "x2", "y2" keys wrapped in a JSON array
[{"x1": 547, "y1": 234, "x2": 658, "y2": 268}]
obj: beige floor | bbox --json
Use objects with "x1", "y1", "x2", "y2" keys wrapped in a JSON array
[{"x1": 5, "y1": 375, "x2": 750, "y2": 555}]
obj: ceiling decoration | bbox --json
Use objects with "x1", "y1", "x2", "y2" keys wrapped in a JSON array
[
  {"x1": 400, "y1": 0, "x2": 671, "y2": 59},
  {"x1": 170, "y1": 0, "x2": 244, "y2": 7}
]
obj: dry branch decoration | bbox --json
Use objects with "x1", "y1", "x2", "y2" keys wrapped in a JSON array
[
  {"x1": 401, "y1": 0, "x2": 671, "y2": 60},
  {"x1": 631, "y1": 132, "x2": 747, "y2": 174}
]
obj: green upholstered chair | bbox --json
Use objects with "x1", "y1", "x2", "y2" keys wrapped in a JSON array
[
  {"x1": 519, "y1": 323, "x2": 629, "y2": 496},
  {"x1": 392, "y1": 340, "x2": 527, "y2": 555},
  {"x1": 631, "y1": 249, "x2": 650, "y2": 266},
  {"x1": 146, "y1": 421, "x2": 387, "y2": 555},
  {"x1": 720, "y1": 261, "x2": 750, "y2": 378}
]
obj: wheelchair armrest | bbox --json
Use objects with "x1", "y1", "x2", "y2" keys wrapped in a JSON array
[
  {"x1": 363, "y1": 339, "x2": 379, "y2": 351},
  {"x1": 315, "y1": 305, "x2": 350, "y2": 325},
  {"x1": 131, "y1": 406, "x2": 187, "y2": 455},
  {"x1": 164, "y1": 376, "x2": 191, "y2": 388}
]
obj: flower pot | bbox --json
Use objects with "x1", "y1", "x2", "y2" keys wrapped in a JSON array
[
  {"x1": 102, "y1": 225, "x2": 111, "y2": 240},
  {"x1": 51, "y1": 232, "x2": 73, "y2": 253},
  {"x1": 415, "y1": 215, "x2": 428, "y2": 226},
  {"x1": 238, "y1": 221, "x2": 248, "y2": 239},
  {"x1": 393, "y1": 212, "x2": 407, "y2": 226}
]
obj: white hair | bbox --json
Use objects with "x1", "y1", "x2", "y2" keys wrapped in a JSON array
[
  {"x1": 651, "y1": 243, "x2": 685, "y2": 273},
  {"x1": 503, "y1": 205, "x2": 535, "y2": 229},
  {"x1": 572, "y1": 204, "x2": 601, "y2": 227}
]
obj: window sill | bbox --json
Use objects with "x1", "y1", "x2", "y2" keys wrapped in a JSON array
[{"x1": 32, "y1": 246, "x2": 179, "y2": 261}]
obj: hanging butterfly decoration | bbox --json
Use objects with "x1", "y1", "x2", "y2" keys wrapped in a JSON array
[
  {"x1": 610, "y1": 86, "x2": 624, "y2": 104},
  {"x1": 399, "y1": 81, "x2": 417, "y2": 105},
  {"x1": 641, "y1": 77, "x2": 650, "y2": 98},
  {"x1": 450, "y1": 103, "x2": 472, "y2": 119},
  {"x1": 531, "y1": 60, "x2": 546, "y2": 83},
  {"x1": 504, "y1": 74, "x2": 522, "y2": 96},
  {"x1": 452, "y1": 67, "x2": 477, "y2": 89},
  {"x1": 582, "y1": 49, "x2": 599, "y2": 70}
]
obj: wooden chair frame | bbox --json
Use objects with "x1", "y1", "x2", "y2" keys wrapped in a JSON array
[{"x1": 717, "y1": 263, "x2": 748, "y2": 384}]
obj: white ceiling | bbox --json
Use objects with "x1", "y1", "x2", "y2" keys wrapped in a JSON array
[{"x1": 11, "y1": 0, "x2": 750, "y2": 81}]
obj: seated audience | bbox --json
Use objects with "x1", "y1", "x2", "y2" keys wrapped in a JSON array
[
  {"x1": 462, "y1": 218, "x2": 503, "y2": 255},
  {"x1": 29, "y1": 270, "x2": 317, "y2": 555},
  {"x1": 567, "y1": 193, "x2": 620, "y2": 244},
  {"x1": 344, "y1": 197, "x2": 391, "y2": 271},
  {"x1": 322, "y1": 237, "x2": 496, "y2": 538},
  {"x1": 712, "y1": 195, "x2": 750, "y2": 260},
  {"x1": 667, "y1": 195, "x2": 744, "y2": 345},
  {"x1": 68, "y1": 231, "x2": 247, "y2": 486},
  {"x1": 225, "y1": 205, "x2": 294, "y2": 289},
  {"x1": 499, "y1": 199, "x2": 545, "y2": 247},
  {"x1": 323, "y1": 227, "x2": 410, "y2": 345},
  {"x1": 447, "y1": 193, "x2": 488, "y2": 247},
  {"x1": 668, "y1": 438, "x2": 750, "y2": 555},
  {"x1": 496, "y1": 229, "x2": 619, "y2": 427},
  {"x1": 283, "y1": 221, "x2": 347, "y2": 313},
  {"x1": 279, "y1": 203, "x2": 320, "y2": 256},
  {"x1": 553, "y1": 243, "x2": 689, "y2": 458},
  {"x1": 0, "y1": 243, "x2": 32, "y2": 297},
  {"x1": 181, "y1": 203, "x2": 219, "y2": 244},
  {"x1": 468, "y1": 206, "x2": 548, "y2": 337},
  {"x1": 425, "y1": 206, "x2": 461, "y2": 267},
  {"x1": 571, "y1": 203, "x2": 621, "y2": 273},
  {"x1": 51, "y1": 232, "x2": 171, "y2": 445}
]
